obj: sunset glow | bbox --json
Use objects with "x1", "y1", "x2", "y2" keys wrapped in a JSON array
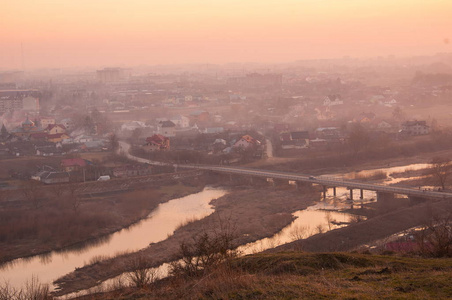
[{"x1": 1, "y1": 0, "x2": 451, "y2": 68}]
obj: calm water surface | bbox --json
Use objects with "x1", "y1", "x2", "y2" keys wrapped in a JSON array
[{"x1": 0, "y1": 187, "x2": 227, "y2": 290}]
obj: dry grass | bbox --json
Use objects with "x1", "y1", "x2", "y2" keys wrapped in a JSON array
[
  {"x1": 0, "y1": 276, "x2": 52, "y2": 300},
  {"x1": 346, "y1": 170, "x2": 387, "y2": 181},
  {"x1": 0, "y1": 183, "x2": 203, "y2": 264},
  {"x1": 80, "y1": 252, "x2": 452, "y2": 300}
]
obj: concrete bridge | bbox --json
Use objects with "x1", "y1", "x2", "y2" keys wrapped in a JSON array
[
  {"x1": 119, "y1": 141, "x2": 452, "y2": 201},
  {"x1": 183, "y1": 164, "x2": 452, "y2": 200}
]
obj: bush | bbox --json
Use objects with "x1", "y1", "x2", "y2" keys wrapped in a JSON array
[
  {"x1": 170, "y1": 218, "x2": 238, "y2": 278},
  {"x1": 126, "y1": 255, "x2": 159, "y2": 288}
]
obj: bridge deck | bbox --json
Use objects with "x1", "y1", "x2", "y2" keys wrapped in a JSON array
[
  {"x1": 183, "y1": 165, "x2": 452, "y2": 199},
  {"x1": 118, "y1": 141, "x2": 452, "y2": 200}
]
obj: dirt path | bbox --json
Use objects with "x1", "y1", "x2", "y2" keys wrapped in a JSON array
[{"x1": 53, "y1": 185, "x2": 318, "y2": 296}]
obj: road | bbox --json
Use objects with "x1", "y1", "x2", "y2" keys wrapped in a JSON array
[{"x1": 119, "y1": 141, "x2": 452, "y2": 200}]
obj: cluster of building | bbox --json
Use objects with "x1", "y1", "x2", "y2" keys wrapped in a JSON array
[{"x1": 0, "y1": 115, "x2": 108, "y2": 157}]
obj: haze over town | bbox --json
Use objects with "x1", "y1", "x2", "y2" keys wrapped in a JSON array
[{"x1": 1, "y1": 1, "x2": 452, "y2": 299}]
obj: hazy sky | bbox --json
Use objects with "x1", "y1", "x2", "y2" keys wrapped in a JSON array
[{"x1": 1, "y1": 0, "x2": 451, "y2": 69}]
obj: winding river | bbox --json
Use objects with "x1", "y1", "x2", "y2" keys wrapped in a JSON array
[
  {"x1": 0, "y1": 162, "x2": 429, "y2": 296},
  {"x1": 0, "y1": 187, "x2": 227, "y2": 291}
]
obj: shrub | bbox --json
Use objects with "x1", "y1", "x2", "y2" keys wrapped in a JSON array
[{"x1": 170, "y1": 218, "x2": 238, "y2": 278}]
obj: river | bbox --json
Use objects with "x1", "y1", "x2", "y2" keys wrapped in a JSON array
[
  {"x1": 0, "y1": 187, "x2": 227, "y2": 292},
  {"x1": 0, "y1": 162, "x2": 429, "y2": 296}
]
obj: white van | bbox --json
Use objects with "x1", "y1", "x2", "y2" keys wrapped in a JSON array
[{"x1": 97, "y1": 175, "x2": 111, "y2": 181}]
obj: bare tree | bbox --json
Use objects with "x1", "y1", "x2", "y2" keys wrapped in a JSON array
[
  {"x1": 170, "y1": 216, "x2": 238, "y2": 278},
  {"x1": 126, "y1": 255, "x2": 159, "y2": 288},
  {"x1": 415, "y1": 213, "x2": 452, "y2": 257},
  {"x1": 429, "y1": 157, "x2": 452, "y2": 190},
  {"x1": 50, "y1": 184, "x2": 65, "y2": 202},
  {"x1": 348, "y1": 124, "x2": 370, "y2": 154},
  {"x1": 325, "y1": 211, "x2": 335, "y2": 231},
  {"x1": 21, "y1": 180, "x2": 43, "y2": 209},
  {"x1": 66, "y1": 184, "x2": 81, "y2": 213}
]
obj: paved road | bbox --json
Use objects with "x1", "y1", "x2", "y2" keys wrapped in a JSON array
[{"x1": 119, "y1": 141, "x2": 452, "y2": 200}]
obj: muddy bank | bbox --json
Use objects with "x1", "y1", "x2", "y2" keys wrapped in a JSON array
[
  {"x1": 271, "y1": 199, "x2": 452, "y2": 253},
  {"x1": 0, "y1": 180, "x2": 204, "y2": 265},
  {"x1": 53, "y1": 185, "x2": 318, "y2": 296}
]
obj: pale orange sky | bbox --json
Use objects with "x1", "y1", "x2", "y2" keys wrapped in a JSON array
[{"x1": 1, "y1": 0, "x2": 451, "y2": 69}]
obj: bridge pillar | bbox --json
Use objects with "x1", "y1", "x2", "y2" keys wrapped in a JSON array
[
  {"x1": 333, "y1": 186, "x2": 337, "y2": 196},
  {"x1": 349, "y1": 189, "x2": 353, "y2": 200},
  {"x1": 360, "y1": 189, "x2": 364, "y2": 199},
  {"x1": 376, "y1": 192, "x2": 396, "y2": 213},
  {"x1": 323, "y1": 186, "x2": 327, "y2": 200}
]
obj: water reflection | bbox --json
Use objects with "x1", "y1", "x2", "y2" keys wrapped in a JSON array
[
  {"x1": 0, "y1": 187, "x2": 227, "y2": 291},
  {"x1": 240, "y1": 207, "x2": 353, "y2": 255}
]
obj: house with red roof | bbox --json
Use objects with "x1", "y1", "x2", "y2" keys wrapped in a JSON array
[
  {"x1": 61, "y1": 158, "x2": 92, "y2": 172},
  {"x1": 143, "y1": 134, "x2": 170, "y2": 151},
  {"x1": 233, "y1": 135, "x2": 260, "y2": 149}
]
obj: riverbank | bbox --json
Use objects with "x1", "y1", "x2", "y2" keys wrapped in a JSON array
[
  {"x1": 53, "y1": 184, "x2": 319, "y2": 296},
  {"x1": 0, "y1": 180, "x2": 204, "y2": 265}
]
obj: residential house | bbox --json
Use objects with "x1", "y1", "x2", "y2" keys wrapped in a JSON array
[
  {"x1": 32, "y1": 171, "x2": 70, "y2": 184},
  {"x1": 39, "y1": 117, "x2": 56, "y2": 129},
  {"x1": 61, "y1": 158, "x2": 92, "y2": 172},
  {"x1": 158, "y1": 120, "x2": 176, "y2": 137},
  {"x1": 74, "y1": 135, "x2": 93, "y2": 143},
  {"x1": 376, "y1": 121, "x2": 393, "y2": 131},
  {"x1": 35, "y1": 144, "x2": 64, "y2": 156},
  {"x1": 233, "y1": 135, "x2": 260, "y2": 149},
  {"x1": 47, "y1": 133, "x2": 70, "y2": 143},
  {"x1": 323, "y1": 95, "x2": 343, "y2": 106},
  {"x1": 315, "y1": 127, "x2": 340, "y2": 139},
  {"x1": 45, "y1": 124, "x2": 67, "y2": 135},
  {"x1": 274, "y1": 123, "x2": 291, "y2": 133},
  {"x1": 384, "y1": 98, "x2": 398, "y2": 107},
  {"x1": 189, "y1": 111, "x2": 210, "y2": 125},
  {"x1": 81, "y1": 140, "x2": 105, "y2": 152},
  {"x1": 401, "y1": 120, "x2": 430, "y2": 136},
  {"x1": 170, "y1": 115, "x2": 190, "y2": 128},
  {"x1": 60, "y1": 118, "x2": 73, "y2": 131},
  {"x1": 204, "y1": 127, "x2": 224, "y2": 134},
  {"x1": 354, "y1": 112, "x2": 376, "y2": 123},
  {"x1": 280, "y1": 131, "x2": 310, "y2": 149},
  {"x1": 143, "y1": 134, "x2": 170, "y2": 151}
]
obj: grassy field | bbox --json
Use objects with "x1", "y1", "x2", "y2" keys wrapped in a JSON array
[{"x1": 77, "y1": 252, "x2": 452, "y2": 299}]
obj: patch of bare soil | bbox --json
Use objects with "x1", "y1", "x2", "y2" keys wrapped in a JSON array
[{"x1": 53, "y1": 185, "x2": 319, "y2": 296}]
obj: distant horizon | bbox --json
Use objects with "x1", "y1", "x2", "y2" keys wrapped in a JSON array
[
  {"x1": 1, "y1": 51, "x2": 452, "y2": 73},
  {"x1": 2, "y1": 0, "x2": 451, "y2": 70}
]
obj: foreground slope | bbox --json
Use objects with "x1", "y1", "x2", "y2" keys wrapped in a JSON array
[{"x1": 77, "y1": 252, "x2": 452, "y2": 299}]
